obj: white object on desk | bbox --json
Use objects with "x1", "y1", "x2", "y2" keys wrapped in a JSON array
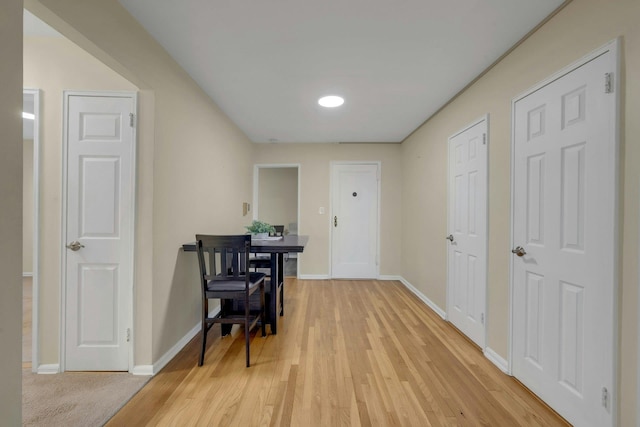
[{"x1": 252, "y1": 236, "x2": 283, "y2": 241}]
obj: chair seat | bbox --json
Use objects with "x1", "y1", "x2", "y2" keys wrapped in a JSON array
[
  {"x1": 249, "y1": 258, "x2": 271, "y2": 269},
  {"x1": 206, "y1": 272, "x2": 265, "y2": 293}
]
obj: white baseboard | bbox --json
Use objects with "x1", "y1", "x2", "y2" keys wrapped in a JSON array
[
  {"x1": 484, "y1": 347, "x2": 509, "y2": 374},
  {"x1": 299, "y1": 274, "x2": 330, "y2": 280},
  {"x1": 131, "y1": 365, "x2": 154, "y2": 376},
  {"x1": 379, "y1": 275, "x2": 402, "y2": 281},
  {"x1": 37, "y1": 364, "x2": 59, "y2": 374},
  {"x1": 23, "y1": 272, "x2": 33, "y2": 277},
  {"x1": 397, "y1": 276, "x2": 447, "y2": 320},
  {"x1": 142, "y1": 307, "x2": 221, "y2": 376}
]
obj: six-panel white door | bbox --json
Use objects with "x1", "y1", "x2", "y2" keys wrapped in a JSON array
[
  {"x1": 64, "y1": 93, "x2": 135, "y2": 371},
  {"x1": 331, "y1": 163, "x2": 379, "y2": 278},
  {"x1": 447, "y1": 118, "x2": 487, "y2": 348},
  {"x1": 511, "y1": 47, "x2": 617, "y2": 427}
]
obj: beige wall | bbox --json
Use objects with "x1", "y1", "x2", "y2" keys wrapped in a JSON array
[
  {"x1": 253, "y1": 144, "x2": 402, "y2": 277},
  {"x1": 0, "y1": 0, "x2": 24, "y2": 423},
  {"x1": 27, "y1": 0, "x2": 255, "y2": 364},
  {"x1": 258, "y1": 167, "x2": 298, "y2": 231},
  {"x1": 23, "y1": 139, "x2": 34, "y2": 273},
  {"x1": 400, "y1": 0, "x2": 640, "y2": 423},
  {"x1": 16, "y1": 0, "x2": 640, "y2": 423},
  {"x1": 23, "y1": 35, "x2": 137, "y2": 365}
]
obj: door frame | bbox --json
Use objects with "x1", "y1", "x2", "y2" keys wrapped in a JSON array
[
  {"x1": 59, "y1": 90, "x2": 138, "y2": 372},
  {"x1": 445, "y1": 114, "x2": 489, "y2": 350},
  {"x1": 24, "y1": 88, "x2": 41, "y2": 372},
  {"x1": 329, "y1": 161, "x2": 381, "y2": 279},
  {"x1": 508, "y1": 39, "x2": 620, "y2": 421}
]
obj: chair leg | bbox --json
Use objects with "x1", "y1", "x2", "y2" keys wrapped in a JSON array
[
  {"x1": 199, "y1": 318, "x2": 207, "y2": 367},
  {"x1": 245, "y1": 296, "x2": 251, "y2": 368},
  {"x1": 280, "y1": 281, "x2": 284, "y2": 316}
]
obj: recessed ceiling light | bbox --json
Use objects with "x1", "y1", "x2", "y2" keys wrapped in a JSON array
[{"x1": 318, "y1": 95, "x2": 344, "y2": 108}]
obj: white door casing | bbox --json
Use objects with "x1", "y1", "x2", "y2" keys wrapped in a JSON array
[
  {"x1": 62, "y1": 92, "x2": 136, "y2": 371},
  {"x1": 510, "y1": 41, "x2": 618, "y2": 427},
  {"x1": 24, "y1": 88, "x2": 41, "y2": 372},
  {"x1": 446, "y1": 117, "x2": 488, "y2": 349},
  {"x1": 331, "y1": 163, "x2": 380, "y2": 279}
]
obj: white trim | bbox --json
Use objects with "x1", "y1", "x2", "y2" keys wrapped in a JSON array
[
  {"x1": 131, "y1": 365, "x2": 154, "y2": 376},
  {"x1": 379, "y1": 275, "x2": 403, "y2": 281},
  {"x1": 445, "y1": 114, "x2": 489, "y2": 350},
  {"x1": 397, "y1": 276, "x2": 446, "y2": 320},
  {"x1": 36, "y1": 364, "x2": 60, "y2": 375},
  {"x1": 133, "y1": 307, "x2": 221, "y2": 376},
  {"x1": 151, "y1": 319, "x2": 204, "y2": 375},
  {"x1": 22, "y1": 272, "x2": 33, "y2": 278},
  {"x1": 298, "y1": 274, "x2": 330, "y2": 280},
  {"x1": 60, "y1": 91, "x2": 138, "y2": 372},
  {"x1": 329, "y1": 161, "x2": 382, "y2": 279},
  {"x1": 24, "y1": 88, "x2": 41, "y2": 373},
  {"x1": 509, "y1": 39, "x2": 620, "y2": 427},
  {"x1": 253, "y1": 163, "x2": 302, "y2": 279},
  {"x1": 484, "y1": 347, "x2": 509, "y2": 374}
]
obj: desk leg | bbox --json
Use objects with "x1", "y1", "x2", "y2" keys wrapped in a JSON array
[
  {"x1": 278, "y1": 253, "x2": 284, "y2": 316},
  {"x1": 270, "y1": 253, "x2": 278, "y2": 334},
  {"x1": 221, "y1": 299, "x2": 232, "y2": 336}
]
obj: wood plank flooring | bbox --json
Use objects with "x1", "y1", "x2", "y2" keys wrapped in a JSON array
[{"x1": 107, "y1": 279, "x2": 569, "y2": 426}]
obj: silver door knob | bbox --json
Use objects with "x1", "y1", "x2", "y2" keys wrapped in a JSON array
[
  {"x1": 66, "y1": 241, "x2": 85, "y2": 251},
  {"x1": 511, "y1": 246, "x2": 526, "y2": 257},
  {"x1": 446, "y1": 234, "x2": 454, "y2": 242}
]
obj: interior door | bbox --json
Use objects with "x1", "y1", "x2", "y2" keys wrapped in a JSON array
[
  {"x1": 64, "y1": 93, "x2": 136, "y2": 371},
  {"x1": 511, "y1": 46, "x2": 617, "y2": 427},
  {"x1": 331, "y1": 163, "x2": 379, "y2": 278},
  {"x1": 446, "y1": 118, "x2": 487, "y2": 348}
]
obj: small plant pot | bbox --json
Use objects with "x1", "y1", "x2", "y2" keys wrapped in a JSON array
[{"x1": 252, "y1": 232, "x2": 268, "y2": 240}]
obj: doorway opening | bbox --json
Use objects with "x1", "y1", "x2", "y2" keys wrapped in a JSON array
[{"x1": 253, "y1": 164, "x2": 300, "y2": 277}]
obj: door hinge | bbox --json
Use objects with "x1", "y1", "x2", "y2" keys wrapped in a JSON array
[
  {"x1": 481, "y1": 313, "x2": 485, "y2": 324},
  {"x1": 129, "y1": 113, "x2": 135, "y2": 127},
  {"x1": 602, "y1": 387, "x2": 609, "y2": 409},
  {"x1": 605, "y1": 73, "x2": 613, "y2": 94},
  {"x1": 482, "y1": 133, "x2": 487, "y2": 145},
  {"x1": 126, "y1": 328, "x2": 131, "y2": 342}
]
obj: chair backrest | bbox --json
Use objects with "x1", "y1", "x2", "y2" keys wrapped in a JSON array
[{"x1": 195, "y1": 235, "x2": 251, "y2": 286}]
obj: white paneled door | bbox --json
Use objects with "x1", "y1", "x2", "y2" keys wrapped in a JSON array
[
  {"x1": 447, "y1": 117, "x2": 487, "y2": 348},
  {"x1": 64, "y1": 93, "x2": 136, "y2": 371},
  {"x1": 331, "y1": 163, "x2": 379, "y2": 278},
  {"x1": 511, "y1": 43, "x2": 618, "y2": 427}
]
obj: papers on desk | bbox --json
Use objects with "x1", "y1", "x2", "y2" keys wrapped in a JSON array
[{"x1": 252, "y1": 236, "x2": 283, "y2": 241}]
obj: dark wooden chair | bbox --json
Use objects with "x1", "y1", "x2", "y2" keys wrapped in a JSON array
[{"x1": 195, "y1": 234, "x2": 266, "y2": 367}]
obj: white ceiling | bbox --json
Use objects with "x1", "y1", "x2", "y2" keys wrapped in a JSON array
[
  {"x1": 23, "y1": 9, "x2": 62, "y2": 37},
  {"x1": 30, "y1": 2, "x2": 567, "y2": 143}
]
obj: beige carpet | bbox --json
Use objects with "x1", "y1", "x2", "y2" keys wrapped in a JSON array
[{"x1": 22, "y1": 369, "x2": 149, "y2": 426}]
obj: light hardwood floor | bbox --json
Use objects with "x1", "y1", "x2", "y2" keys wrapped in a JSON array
[{"x1": 107, "y1": 279, "x2": 568, "y2": 426}]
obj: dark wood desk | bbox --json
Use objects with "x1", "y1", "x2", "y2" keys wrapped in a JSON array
[{"x1": 183, "y1": 235, "x2": 308, "y2": 334}]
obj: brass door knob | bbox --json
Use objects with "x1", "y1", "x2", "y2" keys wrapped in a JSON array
[
  {"x1": 511, "y1": 246, "x2": 527, "y2": 257},
  {"x1": 66, "y1": 241, "x2": 85, "y2": 251}
]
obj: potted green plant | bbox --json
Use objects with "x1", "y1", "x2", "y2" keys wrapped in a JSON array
[{"x1": 245, "y1": 220, "x2": 275, "y2": 240}]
